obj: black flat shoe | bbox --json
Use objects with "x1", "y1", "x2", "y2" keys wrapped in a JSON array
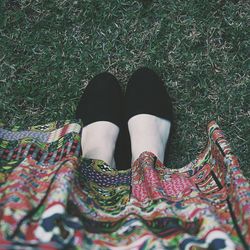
[
  {"x1": 125, "y1": 67, "x2": 173, "y2": 164},
  {"x1": 126, "y1": 67, "x2": 173, "y2": 123},
  {"x1": 75, "y1": 72, "x2": 123, "y2": 128},
  {"x1": 75, "y1": 72, "x2": 131, "y2": 170}
]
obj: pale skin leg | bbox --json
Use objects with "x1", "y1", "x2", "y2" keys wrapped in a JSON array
[
  {"x1": 128, "y1": 114, "x2": 171, "y2": 164},
  {"x1": 81, "y1": 121, "x2": 119, "y2": 168},
  {"x1": 81, "y1": 114, "x2": 171, "y2": 168}
]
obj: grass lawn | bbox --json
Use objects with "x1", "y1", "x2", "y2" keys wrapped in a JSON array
[{"x1": 0, "y1": 0, "x2": 249, "y2": 176}]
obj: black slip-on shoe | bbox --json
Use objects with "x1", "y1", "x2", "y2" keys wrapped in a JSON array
[
  {"x1": 75, "y1": 72, "x2": 131, "y2": 170},
  {"x1": 75, "y1": 72, "x2": 123, "y2": 128},
  {"x1": 126, "y1": 67, "x2": 173, "y2": 123},
  {"x1": 125, "y1": 67, "x2": 173, "y2": 164}
]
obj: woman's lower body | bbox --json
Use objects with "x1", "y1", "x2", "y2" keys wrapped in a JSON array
[
  {"x1": 0, "y1": 68, "x2": 249, "y2": 249},
  {"x1": 76, "y1": 68, "x2": 173, "y2": 169}
]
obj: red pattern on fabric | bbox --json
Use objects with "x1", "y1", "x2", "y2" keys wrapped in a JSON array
[{"x1": 132, "y1": 152, "x2": 194, "y2": 202}]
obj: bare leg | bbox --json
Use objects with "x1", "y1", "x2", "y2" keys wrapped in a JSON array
[
  {"x1": 128, "y1": 114, "x2": 171, "y2": 164},
  {"x1": 81, "y1": 121, "x2": 119, "y2": 168}
]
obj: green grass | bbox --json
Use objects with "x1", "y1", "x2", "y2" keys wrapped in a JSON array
[{"x1": 0, "y1": 0, "x2": 249, "y2": 176}]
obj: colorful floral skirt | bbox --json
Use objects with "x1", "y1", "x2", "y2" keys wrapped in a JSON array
[{"x1": 0, "y1": 120, "x2": 249, "y2": 250}]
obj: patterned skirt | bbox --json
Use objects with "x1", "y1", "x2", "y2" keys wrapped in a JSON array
[{"x1": 0, "y1": 120, "x2": 249, "y2": 250}]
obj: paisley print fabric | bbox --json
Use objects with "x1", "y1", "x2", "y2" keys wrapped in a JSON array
[{"x1": 0, "y1": 120, "x2": 249, "y2": 249}]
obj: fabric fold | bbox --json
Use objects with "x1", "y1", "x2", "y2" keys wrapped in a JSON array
[{"x1": 0, "y1": 120, "x2": 249, "y2": 249}]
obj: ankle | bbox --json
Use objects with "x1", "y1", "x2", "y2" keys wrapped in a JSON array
[
  {"x1": 82, "y1": 146, "x2": 115, "y2": 166},
  {"x1": 128, "y1": 114, "x2": 171, "y2": 163},
  {"x1": 130, "y1": 136, "x2": 166, "y2": 163},
  {"x1": 81, "y1": 121, "x2": 119, "y2": 166}
]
